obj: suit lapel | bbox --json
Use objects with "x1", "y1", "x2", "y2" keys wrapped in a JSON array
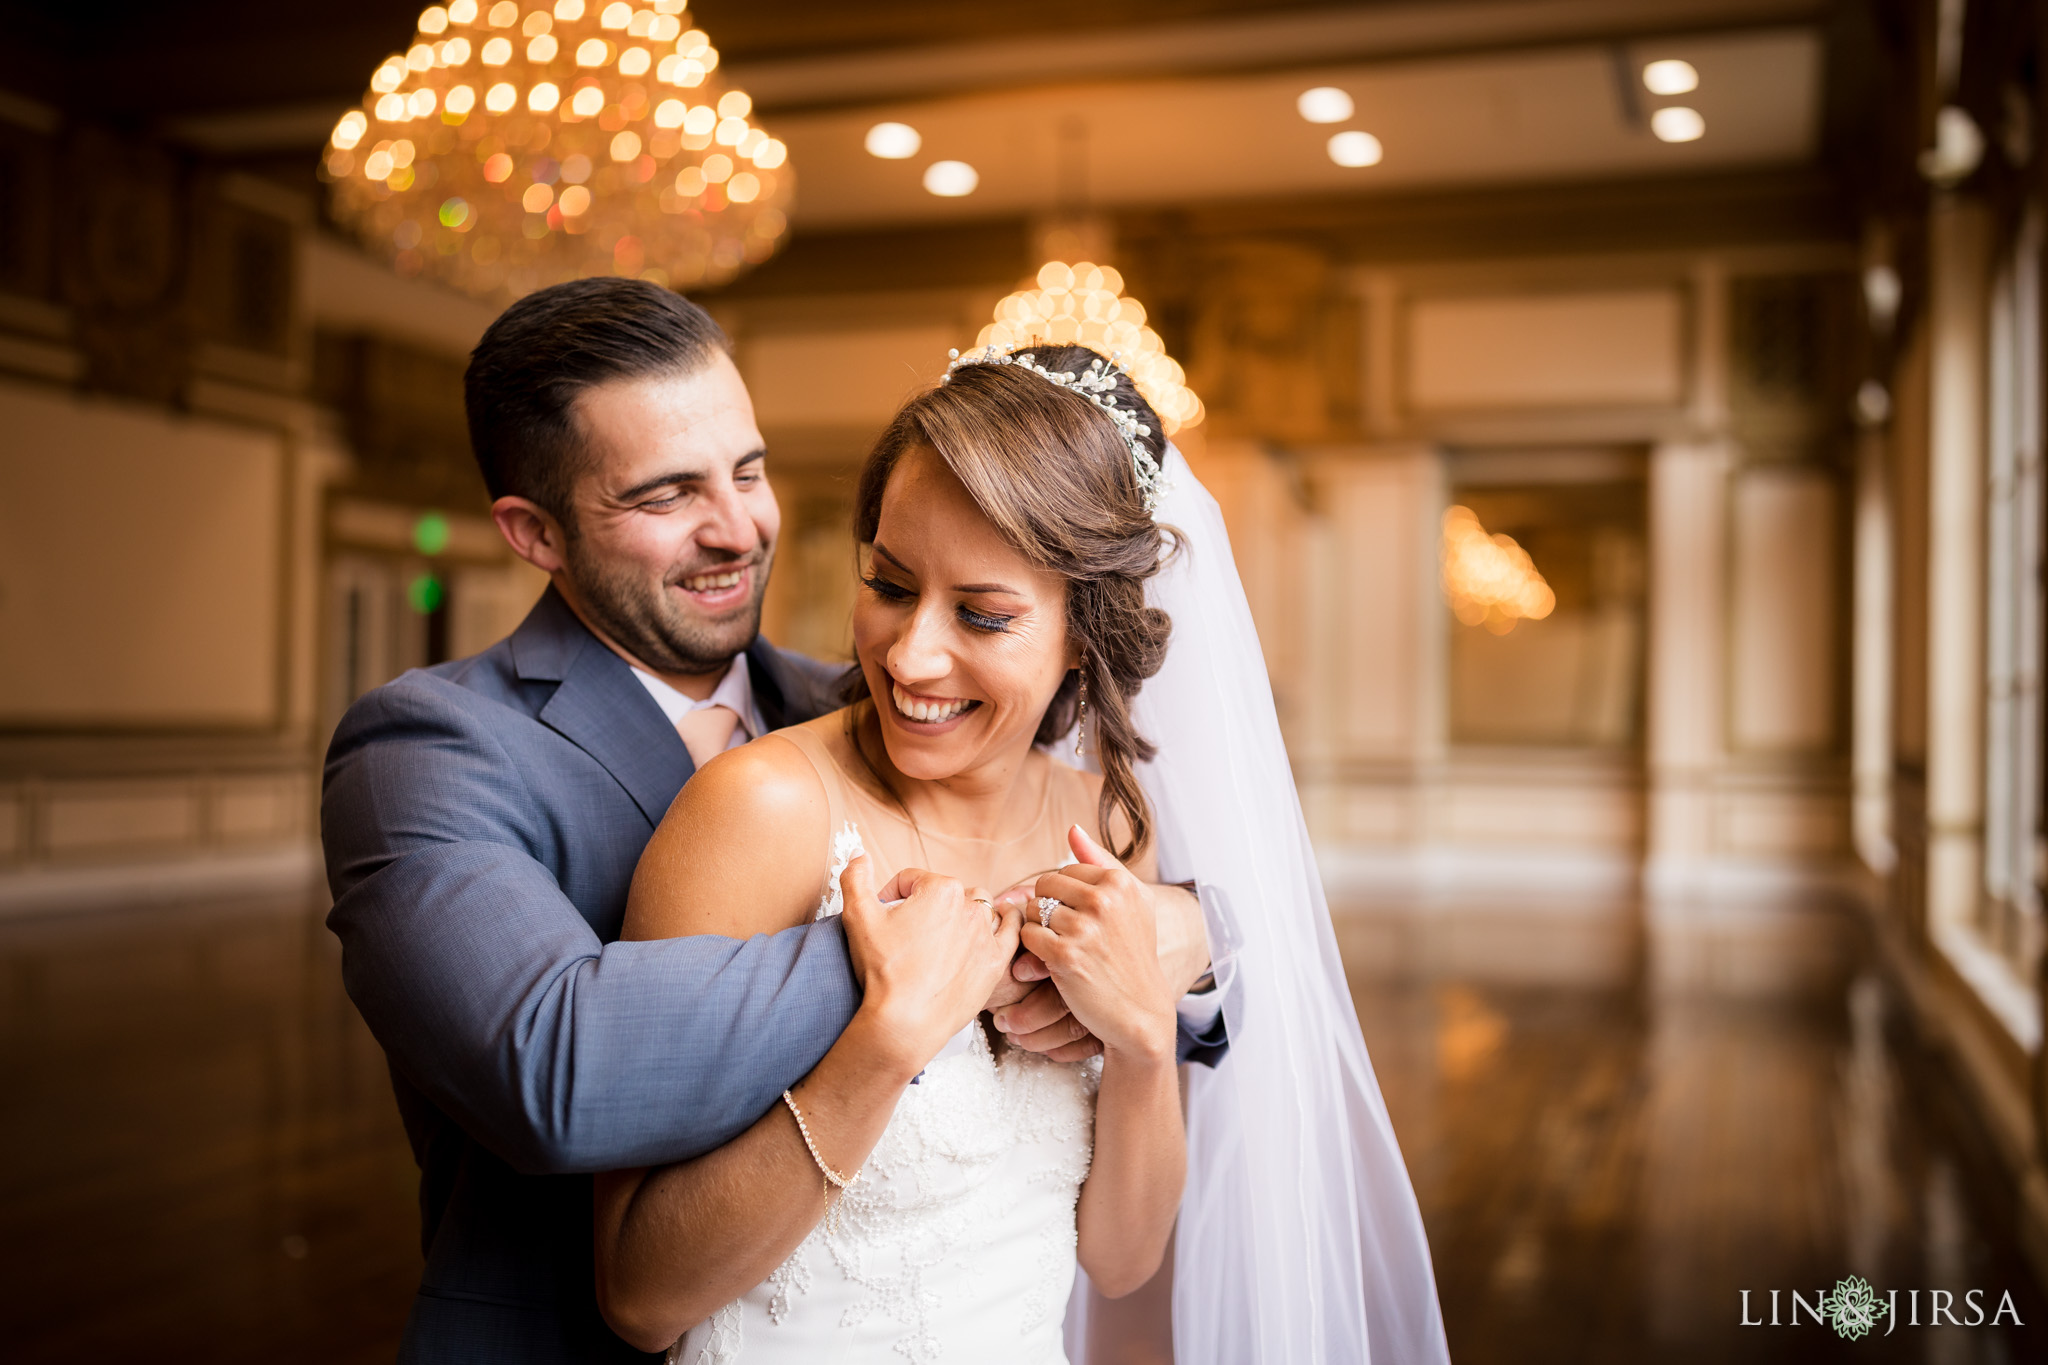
[
  {"x1": 515, "y1": 587, "x2": 694, "y2": 827},
  {"x1": 747, "y1": 637, "x2": 795, "y2": 732}
]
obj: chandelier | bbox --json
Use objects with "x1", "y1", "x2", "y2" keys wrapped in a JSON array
[
  {"x1": 322, "y1": 0, "x2": 792, "y2": 302},
  {"x1": 974, "y1": 262, "x2": 1205, "y2": 434},
  {"x1": 1441, "y1": 506, "x2": 1555, "y2": 634}
]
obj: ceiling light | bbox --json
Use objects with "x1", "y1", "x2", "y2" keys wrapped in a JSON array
[
  {"x1": 973, "y1": 260, "x2": 1205, "y2": 434},
  {"x1": 1650, "y1": 106, "x2": 1704, "y2": 143},
  {"x1": 323, "y1": 0, "x2": 790, "y2": 299},
  {"x1": 1327, "y1": 130, "x2": 1383, "y2": 167},
  {"x1": 1296, "y1": 86, "x2": 1354, "y2": 124},
  {"x1": 1641, "y1": 59, "x2": 1699, "y2": 96},
  {"x1": 865, "y1": 121, "x2": 921, "y2": 159},
  {"x1": 923, "y1": 160, "x2": 978, "y2": 197},
  {"x1": 1442, "y1": 506, "x2": 1555, "y2": 634}
]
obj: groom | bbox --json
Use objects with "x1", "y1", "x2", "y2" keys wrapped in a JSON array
[{"x1": 322, "y1": 278, "x2": 1222, "y2": 1364}]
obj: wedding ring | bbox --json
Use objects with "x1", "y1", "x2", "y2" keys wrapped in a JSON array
[{"x1": 1036, "y1": 896, "x2": 1058, "y2": 929}]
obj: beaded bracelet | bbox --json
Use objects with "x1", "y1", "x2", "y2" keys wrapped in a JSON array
[{"x1": 781, "y1": 1089, "x2": 859, "y2": 1233}]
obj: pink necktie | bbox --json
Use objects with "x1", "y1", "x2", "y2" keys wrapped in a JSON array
[{"x1": 675, "y1": 704, "x2": 739, "y2": 768}]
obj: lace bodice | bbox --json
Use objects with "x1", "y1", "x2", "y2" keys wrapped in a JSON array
[{"x1": 670, "y1": 721, "x2": 1103, "y2": 1365}]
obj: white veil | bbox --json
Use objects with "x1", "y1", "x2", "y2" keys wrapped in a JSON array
[{"x1": 1064, "y1": 446, "x2": 1451, "y2": 1365}]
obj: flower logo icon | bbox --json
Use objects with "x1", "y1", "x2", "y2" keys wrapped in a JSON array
[{"x1": 1820, "y1": 1275, "x2": 1889, "y2": 1340}]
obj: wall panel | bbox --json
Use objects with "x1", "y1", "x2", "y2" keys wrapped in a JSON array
[{"x1": 0, "y1": 381, "x2": 283, "y2": 727}]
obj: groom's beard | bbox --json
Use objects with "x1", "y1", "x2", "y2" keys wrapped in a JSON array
[{"x1": 563, "y1": 543, "x2": 775, "y2": 676}]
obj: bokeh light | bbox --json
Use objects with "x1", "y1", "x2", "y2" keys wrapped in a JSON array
[
  {"x1": 411, "y1": 512, "x2": 452, "y2": 555},
  {"x1": 1642, "y1": 59, "x2": 1700, "y2": 95},
  {"x1": 1441, "y1": 506, "x2": 1556, "y2": 634},
  {"x1": 1296, "y1": 86, "x2": 1355, "y2": 123},
  {"x1": 865, "y1": 121, "x2": 921, "y2": 158},
  {"x1": 1650, "y1": 106, "x2": 1705, "y2": 143},
  {"x1": 922, "y1": 160, "x2": 978, "y2": 197},
  {"x1": 324, "y1": 0, "x2": 794, "y2": 302},
  {"x1": 973, "y1": 261, "x2": 1205, "y2": 435},
  {"x1": 1328, "y1": 130, "x2": 1384, "y2": 167}
]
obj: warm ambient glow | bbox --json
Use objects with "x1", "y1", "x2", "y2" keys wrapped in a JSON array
[
  {"x1": 974, "y1": 261, "x2": 1205, "y2": 435},
  {"x1": 1296, "y1": 86, "x2": 1354, "y2": 123},
  {"x1": 1650, "y1": 106, "x2": 1705, "y2": 143},
  {"x1": 323, "y1": 0, "x2": 792, "y2": 301},
  {"x1": 1328, "y1": 130, "x2": 1383, "y2": 167},
  {"x1": 1642, "y1": 58, "x2": 1699, "y2": 95},
  {"x1": 922, "y1": 159, "x2": 979, "y2": 196},
  {"x1": 1442, "y1": 505, "x2": 1555, "y2": 634},
  {"x1": 864, "y1": 121, "x2": 921, "y2": 158}
]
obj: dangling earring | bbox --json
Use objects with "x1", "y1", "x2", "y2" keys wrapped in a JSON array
[{"x1": 1074, "y1": 658, "x2": 1089, "y2": 758}]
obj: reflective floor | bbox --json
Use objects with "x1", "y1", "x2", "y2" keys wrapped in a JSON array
[{"x1": 1, "y1": 887, "x2": 2043, "y2": 1362}]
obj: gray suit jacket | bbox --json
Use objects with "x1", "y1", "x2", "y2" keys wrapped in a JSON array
[{"x1": 324, "y1": 586, "x2": 1226, "y2": 1363}]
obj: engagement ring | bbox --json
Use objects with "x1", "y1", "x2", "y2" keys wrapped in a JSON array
[{"x1": 1036, "y1": 896, "x2": 1058, "y2": 929}]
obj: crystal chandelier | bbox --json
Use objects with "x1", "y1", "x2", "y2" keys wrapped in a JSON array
[
  {"x1": 974, "y1": 262, "x2": 1205, "y2": 434},
  {"x1": 322, "y1": 0, "x2": 792, "y2": 302},
  {"x1": 1441, "y1": 506, "x2": 1555, "y2": 634}
]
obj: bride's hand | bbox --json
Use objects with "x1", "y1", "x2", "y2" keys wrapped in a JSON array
[
  {"x1": 839, "y1": 855, "x2": 1021, "y2": 1075},
  {"x1": 1018, "y1": 827, "x2": 1178, "y2": 1066}
]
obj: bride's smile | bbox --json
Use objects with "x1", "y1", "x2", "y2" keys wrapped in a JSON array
[
  {"x1": 886, "y1": 680, "x2": 978, "y2": 727},
  {"x1": 854, "y1": 443, "x2": 1076, "y2": 787}
]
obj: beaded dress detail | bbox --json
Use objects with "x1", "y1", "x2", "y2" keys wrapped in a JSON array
[{"x1": 670, "y1": 718, "x2": 1103, "y2": 1365}]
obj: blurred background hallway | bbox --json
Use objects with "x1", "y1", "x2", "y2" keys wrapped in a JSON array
[{"x1": 4, "y1": 0, "x2": 2048, "y2": 1357}]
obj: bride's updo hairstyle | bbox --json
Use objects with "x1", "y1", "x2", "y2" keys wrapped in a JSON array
[{"x1": 851, "y1": 343, "x2": 1173, "y2": 861}]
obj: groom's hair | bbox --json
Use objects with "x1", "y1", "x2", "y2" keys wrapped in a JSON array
[{"x1": 464, "y1": 277, "x2": 728, "y2": 528}]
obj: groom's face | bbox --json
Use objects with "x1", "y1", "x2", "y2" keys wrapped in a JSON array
[{"x1": 555, "y1": 353, "x2": 780, "y2": 678}]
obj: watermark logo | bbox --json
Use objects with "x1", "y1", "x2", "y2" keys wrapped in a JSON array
[
  {"x1": 1742, "y1": 1280, "x2": 2023, "y2": 1337},
  {"x1": 1819, "y1": 1276, "x2": 1887, "y2": 1341}
]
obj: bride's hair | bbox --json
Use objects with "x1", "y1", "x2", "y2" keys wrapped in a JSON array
[{"x1": 848, "y1": 344, "x2": 1173, "y2": 861}]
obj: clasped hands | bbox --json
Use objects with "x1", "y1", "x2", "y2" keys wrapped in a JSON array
[{"x1": 839, "y1": 825, "x2": 1209, "y2": 1073}]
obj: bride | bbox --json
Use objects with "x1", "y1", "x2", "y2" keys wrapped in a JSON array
[{"x1": 595, "y1": 343, "x2": 1450, "y2": 1364}]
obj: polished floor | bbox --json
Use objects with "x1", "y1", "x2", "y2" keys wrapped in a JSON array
[{"x1": 1, "y1": 886, "x2": 2043, "y2": 1363}]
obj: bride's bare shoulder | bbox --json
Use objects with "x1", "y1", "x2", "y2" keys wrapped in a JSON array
[{"x1": 623, "y1": 733, "x2": 830, "y2": 941}]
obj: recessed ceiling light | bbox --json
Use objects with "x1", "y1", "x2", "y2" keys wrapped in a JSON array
[
  {"x1": 1642, "y1": 59, "x2": 1699, "y2": 96},
  {"x1": 1650, "y1": 106, "x2": 1704, "y2": 143},
  {"x1": 923, "y1": 160, "x2": 979, "y2": 196},
  {"x1": 1327, "y1": 130, "x2": 1383, "y2": 167},
  {"x1": 864, "y1": 121, "x2": 921, "y2": 159},
  {"x1": 1297, "y1": 86, "x2": 1354, "y2": 124}
]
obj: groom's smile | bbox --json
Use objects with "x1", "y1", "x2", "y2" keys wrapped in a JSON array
[{"x1": 673, "y1": 558, "x2": 760, "y2": 614}]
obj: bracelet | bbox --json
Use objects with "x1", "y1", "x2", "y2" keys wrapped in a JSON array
[{"x1": 782, "y1": 1089, "x2": 860, "y2": 1233}]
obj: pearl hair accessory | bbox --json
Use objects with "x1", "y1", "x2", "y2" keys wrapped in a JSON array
[{"x1": 943, "y1": 345, "x2": 1167, "y2": 514}]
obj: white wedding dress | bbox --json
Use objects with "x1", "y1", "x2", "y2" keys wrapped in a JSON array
[{"x1": 672, "y1": 724, "x2": 1105, "y2": 1365}]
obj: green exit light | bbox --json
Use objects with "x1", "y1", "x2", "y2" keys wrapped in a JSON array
[
  {"x1": 413, "y1": 512, "x2": 451, "y2": 556},
  {"x1": 408, "y1": 573, "x2": 445, "y2": 615}
]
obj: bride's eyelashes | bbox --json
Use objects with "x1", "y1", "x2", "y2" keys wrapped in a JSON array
[
  {"x1": 958, "y1": 606, "x2": 1014, "y2": 634},
  {"x1": 860, "y1": 575, "x2": 1015, "y2": 634},
  {"x1": 860, "y1": 573, "x2": 910, "y2": 602}
]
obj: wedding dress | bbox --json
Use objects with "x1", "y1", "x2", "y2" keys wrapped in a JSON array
[{"x1": 670, "y1": 720, "x2": 1103, "y2": 1365}]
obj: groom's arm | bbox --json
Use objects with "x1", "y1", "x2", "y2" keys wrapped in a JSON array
[{"x1": 323, "y1": 676, "x2": 859, "y2": 1176}]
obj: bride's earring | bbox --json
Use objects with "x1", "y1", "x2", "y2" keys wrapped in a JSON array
[{"x1": 1074, "y1": 660, "x2": 1089, "y2": 758}]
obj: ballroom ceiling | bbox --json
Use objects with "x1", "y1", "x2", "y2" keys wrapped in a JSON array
[{"x1": 0, "y1": 0, "x2": 1852, "y2": 233}]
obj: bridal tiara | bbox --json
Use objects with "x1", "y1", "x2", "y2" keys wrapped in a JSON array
[{"x1": 943, "y1": 345, "x2": 1166, "y2": 514}]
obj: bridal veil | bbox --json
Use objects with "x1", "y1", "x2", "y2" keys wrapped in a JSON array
[{"x1": 1064, "y1": 447, "x2": 1451, "y2": 1365}]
